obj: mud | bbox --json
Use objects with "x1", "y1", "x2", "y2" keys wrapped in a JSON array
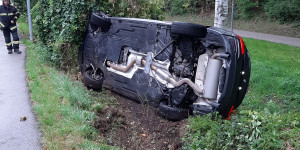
[{"x1": 94, "y1": 93, "x2": 187, "y2": 150}]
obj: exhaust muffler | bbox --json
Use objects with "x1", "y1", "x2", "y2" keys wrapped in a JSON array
[{"x1": 203, "y1": 58, "x2": 222, "y2": 100}]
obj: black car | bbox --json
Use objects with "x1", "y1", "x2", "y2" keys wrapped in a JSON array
[{"x1": 79, "y1": 12, "x2": 251, "y2": 121}]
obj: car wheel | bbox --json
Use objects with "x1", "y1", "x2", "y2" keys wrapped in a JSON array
[
  {"x1": 234, "y1": 50, "x2": 251, "y2": 109},
  {"x1": 90, "y1": 11, "x2": 111, "y2": 32},
  {"x1": 171, "y1": 22, "x2": 207, "y2": 38},
  {"x1": 81, "y1": 63, "x2": 104, "y2": 90},
  {"x1": 159, "y1": 102, "x2": 189, "y2": 121}
]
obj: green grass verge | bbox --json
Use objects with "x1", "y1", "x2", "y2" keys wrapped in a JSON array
[
  {"x1": 24, "y1": 39, "x2": 115, "y2": 149},
  {"x1": 183, "y1": 39, "x2": 300, "y2": 149}
]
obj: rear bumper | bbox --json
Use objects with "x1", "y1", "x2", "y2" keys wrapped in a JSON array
[{"x1": 204, "y1": 27, "x2": 250, "y2": 117}]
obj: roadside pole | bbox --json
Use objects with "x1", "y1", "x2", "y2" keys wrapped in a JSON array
[
  {"x1": 231, "y1": 0, "x2": 234, "y2": 32},
  {"x1": 26, "y1": 0, "x2": 33, "y2": 41}
]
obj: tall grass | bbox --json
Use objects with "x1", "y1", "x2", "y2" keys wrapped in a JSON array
[
  {"x1": 18, "y1": 15, "x2": 30, "y2": 37},
  {"x1": 24, "y1": 39, "x2": 115, "y2": 149}
]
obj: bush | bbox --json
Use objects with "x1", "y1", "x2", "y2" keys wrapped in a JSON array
[
  {"x1": 236, "y1": 0, "x2": 259, "y2": 19},
  {"x1": 264, "y1": 0, "x2": 300, "y2": 23},
  {"x1": 12, "y1": 0, "x2": 38, "y2": 14},
  {"x1": 234, "y1": 0, "x2": 299, "y2": 23},
  {"x1": 169, "y1": 0, "x2": 188, "y2": 15},
  {"x1": 167, "y1": 0, "x2": 215, "y2": 15},
  {"x1": 31, "y1": 0, "x2": 164, "y2": 70}
]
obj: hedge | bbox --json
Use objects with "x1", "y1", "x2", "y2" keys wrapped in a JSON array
[{"x1": 30, "y1": 0, "x2": 164, "y2": 70}]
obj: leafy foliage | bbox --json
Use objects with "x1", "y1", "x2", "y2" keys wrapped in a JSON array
[
  {"x1": 102, "y1": 0, "x2": 165, "y2": 20},
  {"x1": 11, "y1": 0, "x2": 38, "y2": 14},
  {"x1": 165, "y1": 0, "x2": 215, "y2": 15},
  {"x1": 169, "y1": 0, "x2": 188, "y2": 15},
  {"x1": 235, "y1": 0, "x2": 300, "y2": 23},
  {"x1": 236, "y1": 0, "x2": 259, "y2": 19},
  {"x1": 30, "y1": 0, "x2": 164, "y2": 70},
  {"x1": 264, "y1": 0, "x2": 300, "y2": 23},
  {"x1": 183, "y1": 110, "x2": 299, "y2": 150}
]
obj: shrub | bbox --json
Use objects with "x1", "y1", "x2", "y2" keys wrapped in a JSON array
[
  {"x1": 236, "y1": 0, "x2": 259, "y2": 19},
  {"x1": 170, "y1": 0, "x2": 188, "y2": 15},
  {"x1": 183, "y1": 110, "x2": 299, "y2": 150},
  {"x1": 31, "y1": 0, "x2": 164, "y2": 70},
  {"x1": 167, "y1": 0, "x2": 215, "y2": 15},
  {"x1": 11, "y1": 0, "x2": 38, "y2": 14},
  {"x1": 264, "y1": 0, "x2": 300, "y2": 23}
]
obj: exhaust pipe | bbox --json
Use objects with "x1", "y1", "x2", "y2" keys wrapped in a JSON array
[
  {"x1": 107, "y1": 59, "x2": 136, "y2": 73},
  {"x1": 142, "y1": 60, "x2": 204, "y2": 94}
]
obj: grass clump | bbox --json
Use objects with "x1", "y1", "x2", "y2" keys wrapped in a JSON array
[
  {"x1": 183, "y1": 39, "x2": 300, "y2": 149},
  {"x1": 24, "y1": 39, "x2": 115, "y2": 149},
  {"x1": 18, "y1": 15, "x2": 30, "y2": 36}
]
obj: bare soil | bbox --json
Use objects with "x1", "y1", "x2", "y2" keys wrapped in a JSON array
[{"x1": 94, "y1": 93, "x2": 187, "y2": 150}]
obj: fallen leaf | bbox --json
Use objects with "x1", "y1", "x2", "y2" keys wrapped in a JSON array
[{"x1": 20, "y1": 116, "x2": 27, "y2": 121}]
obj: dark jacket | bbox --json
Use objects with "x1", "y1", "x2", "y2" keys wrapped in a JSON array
[{"x1": 0, "y1": 4, "x2": 20, "y2": 30}]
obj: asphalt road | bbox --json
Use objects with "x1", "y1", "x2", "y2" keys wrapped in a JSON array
[
  {"x1": 0, "y1": 32, "x2": 41, "y2": 150},
  {"x1": 234, "y1": 29, "x2": 300, "y2": 47}
]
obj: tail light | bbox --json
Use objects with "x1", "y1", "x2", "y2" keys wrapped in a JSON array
[{"x1": 237, "y1": 35, "x2": 245, "y2": 55}]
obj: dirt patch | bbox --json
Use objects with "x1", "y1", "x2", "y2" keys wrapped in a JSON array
[
  {"x1": 285, "y1": 141, "x2": 295, "y2": 150},
  {"x1": 94, "y1": 94, "x2": 187, "y2": 150}
]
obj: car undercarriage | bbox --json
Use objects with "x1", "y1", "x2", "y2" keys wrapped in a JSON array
[{"x1": 79, "y1": 12, "x2": 251, "y2": 121}]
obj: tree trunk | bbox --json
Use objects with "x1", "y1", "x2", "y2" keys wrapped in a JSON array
[{"x1": 214, "y1": 0, "x2": 229, "y2": 29}]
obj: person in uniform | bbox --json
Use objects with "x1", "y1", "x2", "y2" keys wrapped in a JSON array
[{"x1": 0, "y1": 0, "x2": 21, "y2": 54}]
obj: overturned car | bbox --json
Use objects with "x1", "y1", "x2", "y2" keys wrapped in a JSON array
[{"x1": 79, "y1": 12, "x2": 251, "y2": 121}]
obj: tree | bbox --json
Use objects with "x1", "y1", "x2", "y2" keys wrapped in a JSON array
[{"x1": 214, "y1": 0, "x2": 228, "y2": 29}]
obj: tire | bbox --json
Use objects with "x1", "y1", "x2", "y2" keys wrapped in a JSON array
[
  {"x1": 159, "y1": 102, "x2": 189, "y2": 121},
  {"x1": 90, "y1": 11, "x2": 111, "y2": 32},
  {"x1": 81, "y1": 63, "x2": 104, "y2": 90},
  {"x1": 171, "y1": 22, "x2": 207, "y2": 38}
]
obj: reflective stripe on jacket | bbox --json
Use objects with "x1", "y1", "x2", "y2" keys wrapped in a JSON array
[{"x1": 0, "y1": 5, "x2": 20, "y2": 29}]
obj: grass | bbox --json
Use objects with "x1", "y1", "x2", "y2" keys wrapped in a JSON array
[
  {"x1": 165, "y1": 13, "x2": 300, "y2": 38},
  {"x1": 24, "y1": 39, "x2": 116, "y2": 149},
  {"x1": 183, "y1": 38, "x2": 300, "y2": 149},
  {"x1": 18, "y1": 15, "x2": 30, "y2": 37}
]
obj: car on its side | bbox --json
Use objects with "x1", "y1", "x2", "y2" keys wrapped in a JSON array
[{"x1": 79, "y1": 12, "x2": 251, "y2": 121}]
